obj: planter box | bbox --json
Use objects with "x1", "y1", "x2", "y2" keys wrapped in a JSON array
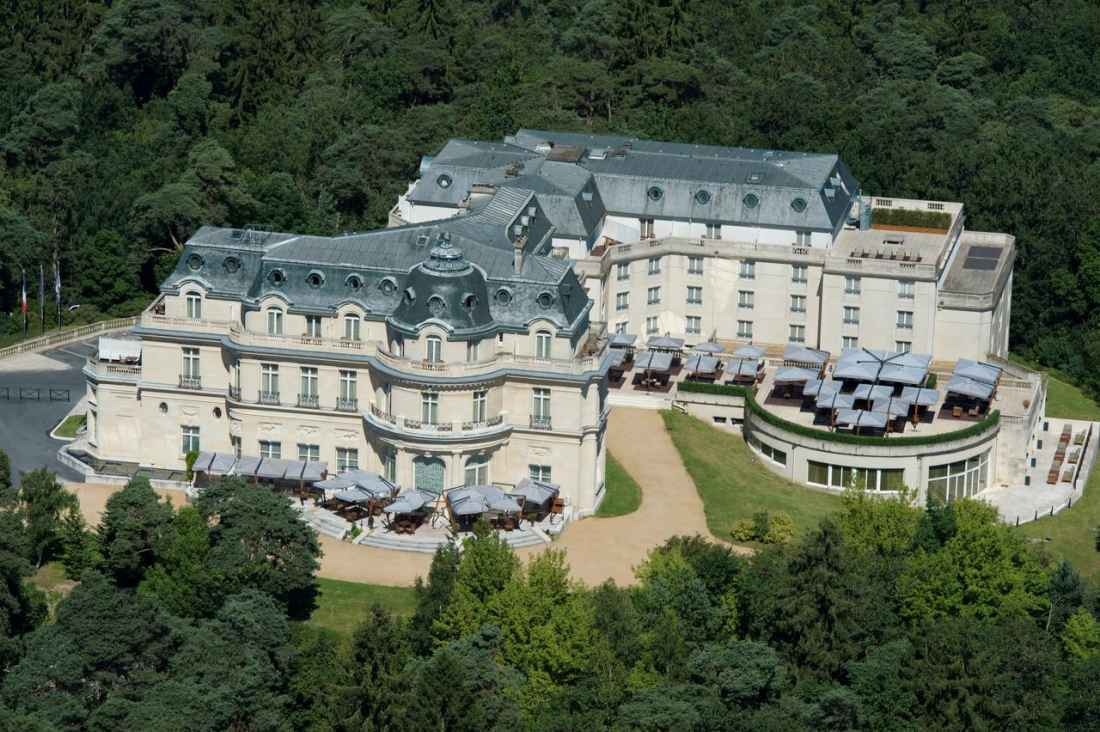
[{"x1": 870, "y1": 223, "x2": 949, "y2": 235}]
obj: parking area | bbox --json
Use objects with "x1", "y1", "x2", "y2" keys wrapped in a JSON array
[{"x1": 0, "y1": 337, "x2": 105, "y2": 485}]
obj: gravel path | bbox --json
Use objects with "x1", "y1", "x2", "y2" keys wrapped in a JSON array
[{"x1": 62, "y1": 406, "x2": 744, "y2": 589}]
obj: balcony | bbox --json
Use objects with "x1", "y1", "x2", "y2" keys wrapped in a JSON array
[
  {"x1": 229, "y1": 385, "x2": 241, "y2": 400},
  {"x1": 336, "y1": 398, "x2": 359, "y2": 412},
  {"x1": 300, "y1": 334, "x2": 322, "y2": 346},
  {"x1": 374, "y1": 345, "x2": 603, "y2": 379},
  {"x1": 298, "y1": 394, "x2": 320, "y2": 409},
  {"x1": 529, "y1": 415, "x2": 553, "y2": 431},
  {"x1": 83, "y1": 357, "x2": 141, "y2": 384},
  {"x1": 259, "y1": 390, "x2": 281, "y2": 405},
  {"x1": 178, "y1": 375, "x2": 202, "y2": 390},
  {"x1": 366, "y1": 403, "x2": 511, "y2": 441}
]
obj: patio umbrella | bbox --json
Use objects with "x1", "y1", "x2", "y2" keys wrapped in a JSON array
[
  {"x1": 648, "y1": 335, "x2": 685, "y2": 350},
  {"x1": 683, "y1": 354, "x2": 720, "y2": 374},
  {"x1": 385, "y1": 489, "x2": 435, "y2": 514},
  {"x1": 734, "y1": 344, "x2": 766, "y2": 359},
  {"x1": 609, "y1": 333, "x2": 637, "y2": 348},
  {"x1": 514, "y1": 477, "x2": 560, "y2": 506},
  {"x1": 693, "y1": 341, "x2": 725, "y2": 354},
  {"x1": 343, "y1": 470, "x2": 399, "y2": 499},
  {"x1": 302, "y1": 461, "x2": 327, "y2": 482}
]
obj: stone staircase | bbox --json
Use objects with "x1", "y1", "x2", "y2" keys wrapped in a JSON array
[
  {"x1": 358, "y1": 526, "x2": 549, "y2": 554},
  {"x1": 303, "y1": 508, "x2": 351, "y2": 539}
]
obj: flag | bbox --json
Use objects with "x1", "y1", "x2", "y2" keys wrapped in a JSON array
[
  {"x1": 20, "y1": 270, "x2": 27, "y2": 314},
  {"x1": 54, "y1": 259, "x2": 61, "y2": 303}
]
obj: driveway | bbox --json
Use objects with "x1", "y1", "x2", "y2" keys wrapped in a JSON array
[{"x1": 0, "y1": 339, "x2": 102, "y2": 485}]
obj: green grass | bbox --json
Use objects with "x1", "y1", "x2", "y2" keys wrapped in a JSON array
[
  {"x1": 1009, "y1": 354, "x2": 1100, "y2": 421},
  {"x1": 30, "y1": 561, "x2": 71, "y2": 593},
  {"x1": 1018, "y1": 467, "x2": 1100, "y2": 581},
  {"x1": 54, "y1": 413, "x2": 86, "y2": 439},
  {"x1": 305, "y1": 577, "x2": 417, "y2": 638},
  {"x1": 661, "y1": 410, "x2": 841, "y2": 540},
  {"x1": 596, "y1": 452, "x2": 642, "y2": 517}
]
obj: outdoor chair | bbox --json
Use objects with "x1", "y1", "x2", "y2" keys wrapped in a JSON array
[
  {"x1": 952, "y1": 405, "x2": 963, "y2": 418},
  {"x1": 549, "y1": 497, "x2": 566, "y2": 525}
]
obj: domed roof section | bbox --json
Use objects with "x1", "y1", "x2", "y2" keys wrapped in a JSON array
[{"x1": 388, "y1": 232, "x2": 494, "y2": 334}]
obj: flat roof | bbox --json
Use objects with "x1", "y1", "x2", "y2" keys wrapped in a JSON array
[{"x1": 941, "y1": 232, "x2": 1015, "y2": 296}]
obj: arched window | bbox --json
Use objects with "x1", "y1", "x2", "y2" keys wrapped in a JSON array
[
  {"x1": 343, "y1": 313, "x2": 361, "y2": 341},
  {"x1": 267, "y1": 308, "x2": 284, "y2": 336},
  {"x1": 535, "y1": 330, "x2": 552, "y2": 360},
  {"x1": 426, "y1": 335, "x2": 443, "y2": 364},
  {"x1": 464, "y1": 455, "x2": 489, "y2": 487},
  {"x1": 185, "y1": 292, "x2": 202, "y2": 320}
]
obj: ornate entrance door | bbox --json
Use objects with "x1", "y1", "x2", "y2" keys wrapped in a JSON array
[{"x1": 413, "y1": 456, "x2": 446, "y2": 496}]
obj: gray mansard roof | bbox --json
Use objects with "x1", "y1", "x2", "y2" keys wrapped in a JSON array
[
  {"x1": 411, "y1": 129, "x2": 860, "y2": 239},
  {"x1": 163, "y1": 190, "x2": 591, "y2": 338}
]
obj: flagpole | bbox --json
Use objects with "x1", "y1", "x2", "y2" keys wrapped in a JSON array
[
  {"x1": 39, "y1": 263, "x2": 45, "y2": 335},
  {"x1": 55, "y1": 255, "x2": 62, "y2": 330},
  {"x1": 20, "y1": 266, "x2": 27, "y2": 337}
]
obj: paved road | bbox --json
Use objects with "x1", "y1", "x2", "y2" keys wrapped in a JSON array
[{"x1": 0, "y1": 338, "x2": 99, "y2": 485}]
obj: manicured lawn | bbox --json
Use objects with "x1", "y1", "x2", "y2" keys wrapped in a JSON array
[
  {"x1": 1019, "y1": 466, "x2": 1100, "y2": 581},
  {"x1": 596, "y1": 452, "x2": 642, "y2": 517},
  {"x1": 1009, "y1": 354, "x2": 1100, "y2": 421},
  {"x1": 54, "y1": 413, "x2": 86, "y2": 439},
  {"x1": 306, "y1": 577, "x2": 417, "y2": 638},
  {"x1": 661, "y1": 410, "x2": 841, "y2": 540}
]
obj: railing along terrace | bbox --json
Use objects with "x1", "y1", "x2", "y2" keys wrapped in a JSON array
[
  {"x1": 369, "y1": 404, "x2": 508, "y2": 434},
  {"x1": 259, "y1": 390, "x2": 281, "y2": 405},
  {"x1": 297, "y1": 394, "x2": 320, "y2": 409},
  {"x1": 336, "y1": 398, "x2": 359, "y2": 412},
  {"x1": 178, "y1": 375, "x2": 202, "y2": 390}
]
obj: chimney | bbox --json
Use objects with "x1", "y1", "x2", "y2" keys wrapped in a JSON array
[{"x1": 513, "y1": 238, "x2": 525, "y2": 274}]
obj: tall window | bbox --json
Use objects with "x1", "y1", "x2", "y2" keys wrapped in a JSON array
[
  {"x1": 844, "y1": 275, "x2": 861, "y2": 295},
  {"x1": 686, "y1": 316, "x2": 701, "y2": 335},
  {"x1": 617, "y1": 262, "x2": 630, "y2": 281},
  {"x1": 343, "y1": 314, "x2": 361, "y2": 341},
  {"x1": 737, "y1": 290, "x2": 753, "y2": 309},
  {"x1": 182, "y1": 347, "x2": 200, "y2": 379},
  {"x1": 298, "y1": 444, "x2": 320, "y2": 462},
  {"x1": 472, "y1": 390, "x2": 487, "y2": 422},
  {"x1": 529, "y1": 464, "x2": 552, "y2": 482},
  {"x1": 687, "y1": 286, "x2": 703, "y2": 305},
  {"x1": 230, "y1": 435, "x2": 242, "y2": 458},
  {"x1": 842, "y1": 336, "x2": 859, "y2": 350},
  {"x1": 648, "y1": 257, "x2": 661, "y2": 275},
  {"x1": 421, "y1": 392, "x2": 439, "y2": 424},
  {"x1": 267, "y1": 308, "x2": 284, "y2": 336},
  {"x1": 843, "y1": 306, "x2": 860, "y2": 324},
  {"x1": 789, "y1": 325, "x2": 806, "y2": 343},
  {"x1": 928, "y1": 452, "x2": 989, "y2": 503},
  {"x1": 704, "y1": 223, "x2": 721, "y2": 239},
  {"x1": 615, "y1": 292, "x2": 629, "y2": 311},
  {"x1": 795, "y1": 230, "x2": 811, "y2": 247},
  {"x1": 688, "y1": 256, "x2": 704, "y2": 275},
  {"x1": 647, "y1": 287, "x2": 661, "y2": 305},
  {"x1": 261, "y1": 363, "x2": 279, "y2": 400},
  {"x1": 532, "y1": 387, "x2": 551, "y2": 425},
  {"x1": 259, "y1": 440, "x2": 281, "y2": 459},
  {"x1": 535, "y1": 331, "x2": 552, "y2": 359},
  {"x1": 305, "y1": 315, "x2": 322, "y2": 339},
  {"x1": 465, "y1": 456, "x2": 489, "y2": 486},
  {"x1": 336, "y1": 447, "x2": 359, "y2": 473},
  {"x1": 895, "y1": 340, "x2": 912, "y2": 353},
  {"x1": 640, "y1": 218, "x2": 655, "y2": 239},
  {"x1": 737, "y1": 320, "x2": 753, "y2": 339},
  {"x1": 645, "y1": 316, "x2": 658, "y2": 334},
  {"x1": 382, "y1": 383, "x2": 392, "y2": 414},
  {"x1": 181, "y1": 426, "x2": 200, "y2": 454},
  {"x1": 792, "y1": 264, "x2": 807, "y2": 283},
  {"x1": 740, "y1": 260, "x2": 755, "y2": 279},
  {"x1": 185, "y1": 292, "x2": 201, "y2": 320},
  {"x1": 615, "y1": 321, "x2": 628, "y2": 335},
  {"x1": 790, "y1": 295, "x2": 806, "y2": 313},
  {"x1": 897, "y1": 310, "x2": 913, "y2": 329},
  {"x1": 300, "y1": 367, "x2": 318, "y2": 407},
  {"x1": 339, "y1": 370, "x2": 357, "y2": 408},
  {"x1": 391, "y1": 337, "x2": 404, "y2": 357},
  {"x1": 383, "y1": 450, "x2": 396, "y2": 482},
  {"x1": 898, "y1": 280, "x2": 915, "y2": 299},
  {"x1": 466, "y1": 339, "x2": 480, "y2": 363},
  {"x1": 425, "y1": 335, "x2": 443, "y2": 363}
]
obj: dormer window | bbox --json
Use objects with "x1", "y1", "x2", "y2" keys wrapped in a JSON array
[
  {"x1": 436, "y1": 174, "x2": 452, "y2": 188},
  {"x1": 536, "y1": 291, "x2": 554, "y2": 309},
  {"x1": 496, "y1": 288, "x2": 513, "y2": 306},
  {"x1": 222, "y1": 256, "x2": 240, "y2": 273},
  {"x1": 379, "y1": 277, "x2": 397, "y2": 296},
  {"x1": 535, "y1": 331, "x2": 552, "y2": 360},
  {"x1": 694, "y1": 190, "x2": 711, "y2": 205},
  {"x1": 268, "y1": 269, "x2": 286, "y2": 286},
  {"x1": 186, "y1": 254, "x2": 204, "y2": 272},
  {"x1": 743, "y1": 193, "x2": 760, "y2": 209},
  {"x1": 791, "y1": 197, "x2": 808, "y2": 213},
  {"x1": 647, "y1": 186, "x2": 663, "y2": 202},
  {"x1": 428, "y1": 296, "x2": 446, "y2": 317},
  {"x1": 185, "y1": 292, "x2": 202, "y2": 320},
  {"x1": 343, "y1": 314, "x2": 361, "y2": 341},
  {"x1": 346, "y1": 274, "x2": 363, "y2": 290},
  {"x1": 426, "y1": 335, "x2": 443, "y2": 364},
  {"x1": 306, "y1": 271, "x2": 324, "y2": 288},
  {"x1": 403, "y1": 288, "x2": 416, "y2": 305},
  {"x1": 267, "y1": 308, "x2": 284, "y2": 336},
  {"x1": 463, "y1": 294, "x2": 479, "y2": 312}
]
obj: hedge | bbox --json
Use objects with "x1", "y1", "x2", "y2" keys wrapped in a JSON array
[
  {"x1": 676, "y1": 380, "x2": 1000, "y2": 447},
  {"x1": 871, "y1": 207, "x2": 951, "y2": 230}
]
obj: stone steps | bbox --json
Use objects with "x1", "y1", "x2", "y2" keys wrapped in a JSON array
[{"x1": 359, "y1": 528, "x2": 550, "y2": 554}]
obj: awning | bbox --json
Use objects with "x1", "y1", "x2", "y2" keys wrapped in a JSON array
[
  {"x1": 872, "y1": 397, "x2": 913, "y2": 417},
  {"x1": 802, "y1": 378, "x2": 840, "y2": 398},
  {"x1": 314, "y1": 475, "x2": 356, "y2": 492},
  {"x1": 235, "y1": 456, "x2": 261, "y2": 477},
  {"x1": 514, "y1": 477, "x2": 560, "y2": 506},
  {"x1": 900, "y1": 386, "x2": 940, "y2": 407},
  {"x1": 852, "y1": 383, "x2": 894, "y2": 401},
  {"x1": 447, "y1": 485, "x2": 522, "y2": 516},
  {"x1": 833, "y1": 360, "x2": 879, "y2": 382},
  {"x1": 192, "y1": 451, "x2": 215, "y2": 473},
  {"x1": 816, "y1": 392, "x2": 856, "y2": 410},
  {"x1": 693, "y1": 341, "x2": 725, "y2": 354},
  {"x1": 283, "y1": 460, "x2": 306, "y2": 481},
  {"x1": 302, "y1": 461, "x2": 327, "y2": 482},
  {"x1": 385, "y1": 489, "x2": 436, "y2": 514},
  {"x1": 783, "y1": 344, "x2": 829, "y2": 367},
  {"x1": 257, "y1": 458, "x2": 291, "y2": 480},
  {"x1": 98, "y1": 336, "x2": 142, "y2": 362},
  {"x1": 609, "y1": 333, "x2": 637, "y2": 348},
  {"x1": 333, "y1": 488, "x2": 375, "y2": 504},
  {"x1": 733, "y1": 344, "x2": 766, "y2": 359},
  {"x1": 635, "y1": 350, "x2": 673, "y2": 371},
  {"x1": 209, "y1": 453, "x2": 237, "y2": 475},
  {"x1": 725, "y1": 358, "x2": 761, "y2": 379},
  {"x1": 774, "y1": 366, "x2": 820, "y2": 384},
  {"x1": 648, "y1": 336, "x2": 685, "y2": 351},
  {"x1": 953, "y1": 358, "x2": 1001, "y2": 385},
  {"x1": 343, "y1": 470, "x2": 400, "y2": 499},
  {"x1": 684, "y1": 354, "x2": 721, "y2": 374},
  {"x1": 607, "y1": 349, "x2": 627, "y2": 369},
  {"x1": 835, "y1": 409, "x2": 889, "y2": 430},
  {"x1": 946, "y1": 374, "x2": 994, "y2": 400}
]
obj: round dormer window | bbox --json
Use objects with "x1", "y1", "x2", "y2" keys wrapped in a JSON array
[
  {"x1": 306, "y1": 271, "x2": 325, "y2": 288},
  {"x1": 647, "y1": 186, "x2": 663, "y2": 202},
  {"x1": 379, "y1": 277, "x2": 397, "y2": 296},
  {"x1": 496, "y1": 288, "x2": 512, "y2": 306},
  {"x1": 463, "y1": 293, "x2": 479, "y2": 312},
  {"x1": 186, "y1": 254, "x2": 204, "y2": 272},
  {"x1": 743, "y1": 193, "x2": 760, "y2": 209},
  {"x1": 346, "y1": 274, "x2": 363, "y2": 290},
  {"x1": 694, "y1": 190, "x2": 711, "y2": 205},
  {"x1": 536, "y1": 291, "x2": 555, "y2": 309},
  {"x1": 791, "y1": 197, "x2": 808, "y2": 213},
  {"x1": 428, "y1": 295, "x2": 446, "y2": 316},
  {"x1": 268, "y1": 268, "x2": 286, "y2": 286},
  {"x1": 403, "y1": 288, "x2": 415, "y2": 305},
  {"x1": 223, "y1": 256, "x2": 241, "y2": 273},
  {"x1": 437, "y1": 173, "x2": 452, "y2": 189}
]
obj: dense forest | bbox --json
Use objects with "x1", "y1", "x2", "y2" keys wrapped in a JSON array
[
  {"x1": 0, "y1": 453, "x2": 1099, "y2": 730},
  {"x1": 2, "y1": 0, "x2": 1100, "y2": 372}
]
